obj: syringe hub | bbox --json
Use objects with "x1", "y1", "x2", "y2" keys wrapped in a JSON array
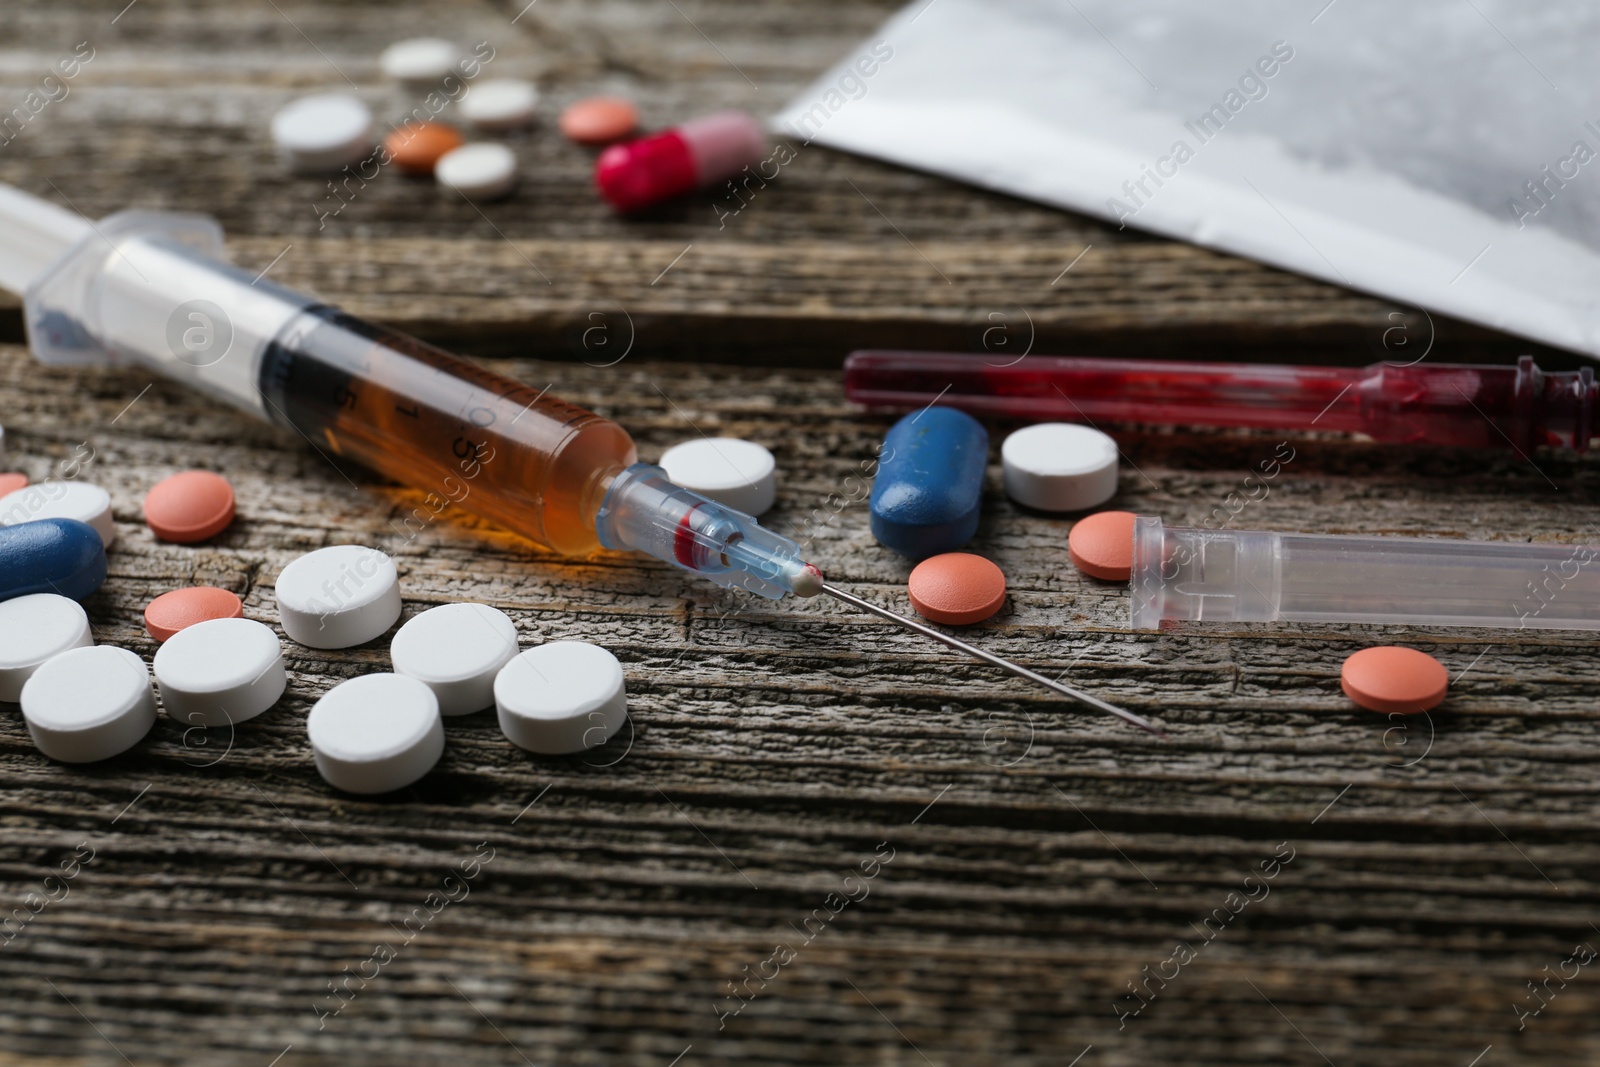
[{"x1": 594, "y1": 463, "x2": 819, "y2": 600}]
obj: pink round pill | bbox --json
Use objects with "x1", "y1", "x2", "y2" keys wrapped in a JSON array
[
  {"x1": 144, "y1": 470, "x2": 235, "y2": 543},
  {"x1": 559, "y1": 97, "x2": 638, "y2": 145},
  {"x1": 1068, "y1": 510, "x2": 1136, "y2": 581},
  {"x1": 1341, "y1": 646, "x2": 1449, "y2": 715},
  {"x1": 0, "y1": 473, "x2": 27, "y2": 496},
  {"x1": 908, "y1": 553, "x2": 1007, "y2": 626},
  {"x1": 144, "y1": 586, "x2": 245, "y2": 642}
]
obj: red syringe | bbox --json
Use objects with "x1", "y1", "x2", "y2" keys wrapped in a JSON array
[{"x1": 843, "y1": 351, "x2": 1598, "y2": 452}]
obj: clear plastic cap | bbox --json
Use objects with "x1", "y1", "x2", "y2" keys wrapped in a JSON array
[{"x1": 1131, "y1": 515, "x2": 1600, "y2": 631}]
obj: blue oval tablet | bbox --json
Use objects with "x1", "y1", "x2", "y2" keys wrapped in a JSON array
[
  {"x1": 0, "y1": 518, "x2": 108, "y2": 603},
  {"x1": 869, "y1": 407, "x2": 989, "y2": 558}
]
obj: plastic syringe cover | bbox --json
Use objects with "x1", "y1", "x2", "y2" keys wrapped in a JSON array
[{"x1": 1130, "y1": 515, "x2": 1600, "y2": 631}]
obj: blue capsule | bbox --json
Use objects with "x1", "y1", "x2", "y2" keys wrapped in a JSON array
[
  {"x1": 869, "y1": 407, "x2": 989, "y2": 558},
  {"x1": 0, "y1": 518, "x2": 108, "y2": 603}
]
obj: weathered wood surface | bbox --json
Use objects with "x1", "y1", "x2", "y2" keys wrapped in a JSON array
[{"x1": 3, "y1": 1, "x2": 1600, "y2": 1065}]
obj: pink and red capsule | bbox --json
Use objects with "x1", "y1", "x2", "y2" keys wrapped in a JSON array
[{"x1": 595, "y1": 110, "x2": 766, "y2": 212}]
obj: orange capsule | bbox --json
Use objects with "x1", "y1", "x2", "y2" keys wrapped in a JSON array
[
  {"x1": 384, "y1": 121, "x2": 465, "y2": 176},
  {"x1": 1068, "y1": 510, "x2": 1136, "y2": 581},
  {"x1": 559, "y1": 97, "x2": 638, "y2": 146},
  {"x1": 1341, "y1": 646, "x2": 1448, "y2": 715},
  {"x1": 908, "y1": 552, "x2": 1007, "y2": 626},
  {"x1": 144, "y1": 470, "x2": 235, "y2": 543},
  {"x1": 144, "y1": 586, "x2": 245, "y2": 642}
]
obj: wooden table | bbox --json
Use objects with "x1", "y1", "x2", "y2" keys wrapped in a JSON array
[{"x1": 3, "y1": 2, "x2": 1598, "y2": 1064}]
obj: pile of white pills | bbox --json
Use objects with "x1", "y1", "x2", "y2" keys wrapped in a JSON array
[{"x1": 3, "y1": 531, "x2": 631, "y2": 794}]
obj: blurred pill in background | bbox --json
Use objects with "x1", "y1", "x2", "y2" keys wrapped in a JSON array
[
  {"x1": 380, "y1": 37, "x2": 460, "y2": 88},
  {"x1": 271, "y1": 93, "x2": 373, "y2": 173},
  {"x1": 144, "y1": 586, "x2": 244, "y2": 642},
  {"x1": 384, "y1": 121, "x2": 465, "y2": 176},
  {"x1": 596, "y1": 110, "x2": 765, "y2": 212},
  {"x1": 0, "y1": 481, "x2": 116, "y2": 547},
  {"x1": 461, "y1": 78, "x2": 539, "y2": 131},
  {"x1": 560, "y1": 97, "x2": 638, "y2": 145},
  {"x1": 659, "y1": 437, "x2": 776, "y2": 516},
  {"x1": 144, "y1": 470, "x2": 234, "y2": 543},
  {"x1": 0, "y1": 518, "x2": 107, "y2": 603},
  {"x1": 436, "y1": 143, "x2": 518, "y2": 200}
]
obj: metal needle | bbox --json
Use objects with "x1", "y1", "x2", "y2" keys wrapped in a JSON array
[{"x1": 820, "y1": 583, "x2": 1166, "y2": 738}]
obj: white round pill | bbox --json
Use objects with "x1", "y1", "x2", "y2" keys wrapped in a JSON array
[
  {"x1": 153, "y1": 617, "x2": 287, "y2": 728},
  {"x1": 0, "y1": 481, "x2": 115, "y2": 547},
  {"x1": 659, "y1": 438, "x2": 777, "y2": 516},
  {"x1": 460, "y1": 78, "x2": 539, "y2": 130},
  {"x1": 495, "y1": 641, "x2": 627, "y2": 755},
  {"x1": 0, "y1": 593, "x2": 93, "y2": 702},
  {"x1": 21, "y1": 645, "x2": 156, "y2": 763},
  {"x1": 274, "y1": 544, "x2": 401, "y2": 649},
  {"x1": 380, "y1": 37, "x2": 459, "y2": 87},
  {"x1": 270, "y1": 93, "x2": 373, "y2": 173},
  {"x1": 435, "y1": 143, "x2": 518, "y2": 200},
  {"x1": 307, "y1": 673, "x2": 444, "y2": 794},
  {"x1": 391, "y1": 602, "x2": 519, "y2": 716},
  {"x1": 1001, "y1": 423, "x2": 1121, "y2": 512}
]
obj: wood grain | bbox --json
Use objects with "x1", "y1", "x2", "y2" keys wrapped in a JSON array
[{"x1": 2, "y1": 1, "x2": 1600, "y2": 1065}]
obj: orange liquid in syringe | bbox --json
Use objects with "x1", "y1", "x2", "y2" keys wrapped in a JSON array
[{"x1": 259, "y1": 306, "x2": 637, "y2": 555}]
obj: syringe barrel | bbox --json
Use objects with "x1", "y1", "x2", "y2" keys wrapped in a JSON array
[
  {"x1": 1130, "y1": 515, "x2": 1600, "y2": 631},
  {"x1": 259, "y1": 305, "x2": 636, "y2": 555},
  {"x1": 24, "y1": 211, "x2": 310, "y2": 414},
  {"x1": 23, "y1": 210, "x2": 638, "y2": 555}
]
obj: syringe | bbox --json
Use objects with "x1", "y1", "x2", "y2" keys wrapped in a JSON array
[{"x1": 0, "y1": 184, "x2": 1162, "y2": 736}]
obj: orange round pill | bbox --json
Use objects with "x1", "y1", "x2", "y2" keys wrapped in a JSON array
[
  {"x1": 907, "y1": 552, "x2": 1007, "y2": 626},
  {"x1": 1068, "y1": 510, "x2": 1136, "y2": 581},
  {"x1": 559, "y1": 97, "x2": 639, "y2": 145},
  {"x1": 144, "y1": 470, "x2": 235, "y2": 543},
  {"x1": 0, "y1": 472, "x2": 27, "y2": 496},
  {"x1": 384, "y1": 121, "x2": 465, "y2": 176},
  {"x1": 144, "y1": 586, "x2": 245, "y2": 642},
  {"x1": 1340, "y1": 646, "x2": 1448, "y2": 715}
]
